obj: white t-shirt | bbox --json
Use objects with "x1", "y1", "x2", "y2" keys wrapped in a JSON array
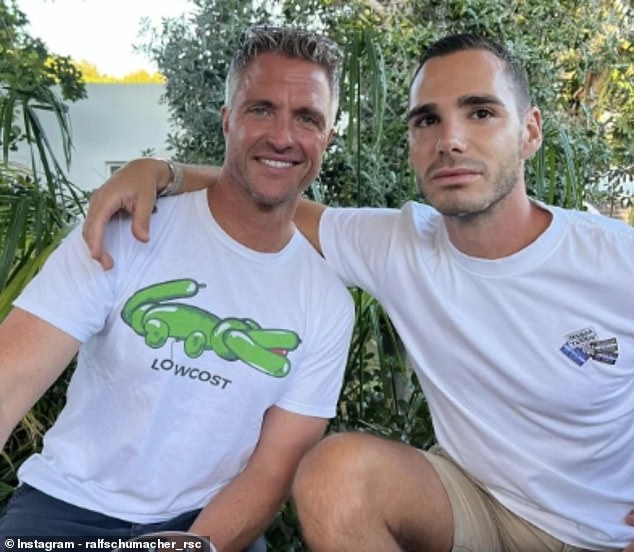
[
  {"x1": 320, "y1": 201, "x2": 634, "y2": 550},
  {"x1": 14, "y1": 190, "x2": 354, "y2": 523}
]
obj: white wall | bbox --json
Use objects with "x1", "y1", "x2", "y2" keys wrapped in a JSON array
[{"x1": 13, "y1": 83, "x2": 172, "y2": 191}]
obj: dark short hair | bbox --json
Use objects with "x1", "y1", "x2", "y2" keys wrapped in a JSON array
[
  {"x1": 411, "y1": 33, "x2": 531, "y2": 112},
  {"x1": 225, "y1": 25, "x2": 343, "y2": 122}
]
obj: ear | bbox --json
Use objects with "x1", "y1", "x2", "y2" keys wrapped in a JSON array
[
  {"x1": 521, "y1": 106, "x2": 542, "y2": 160},
  {"x1": 221, "y1": 105, "x2": 230, "y2": 138},
  {"x1": 326, "y1": 127, "x2": 335, "y2": 147}
]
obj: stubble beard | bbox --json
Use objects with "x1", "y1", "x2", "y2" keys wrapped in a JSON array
[
  {"x1": 419, "y1": 151, "x2": 522, "y2": 221},
  {"x1": 243, "y1": 177, "x2": 297, "y2": 209},
  {"x1": 224, "y1": 150, "x2": 306, "y2": 210}
]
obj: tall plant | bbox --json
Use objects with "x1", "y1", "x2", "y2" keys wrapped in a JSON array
[
  {"x1": 0, "y1": 0, "x2": 86, "y2": 502},
  {"x1": 0, "y1": 0, "x2": 86, "y2": 310}
]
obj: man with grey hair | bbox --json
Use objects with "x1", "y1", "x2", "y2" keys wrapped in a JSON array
[
  {"x1": 225, "y1": 25, "x2": 341, "y2": 122},
  {"x1": 0, "y1": 26, "x2": 353, "y2": 551}
]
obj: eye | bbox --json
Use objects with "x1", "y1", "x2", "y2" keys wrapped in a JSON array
[
  {"x1": 297, "y1": 113, "x2": 320, "y2": 127},
  {"x1": 412, "y1": 114, "x2": 438, "y2": 128},
  {"x1": 249, "y1": 106, "x2": 269, "y2": 116},
  {"x1": 471, "y1": 108, "x2": 494, "y2": 120}
]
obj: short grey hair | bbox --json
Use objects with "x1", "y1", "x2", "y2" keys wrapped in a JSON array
[{"x1": 225, "y1": 26, "x2": 342, "y2": 124}]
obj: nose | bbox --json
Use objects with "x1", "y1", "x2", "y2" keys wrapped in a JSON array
[
  {"x1": 266, "y1": 115, "x2": 295, "y2": 151},
  {"x1": 435, "y1": 119, "x2": 466, "y2": 154}
]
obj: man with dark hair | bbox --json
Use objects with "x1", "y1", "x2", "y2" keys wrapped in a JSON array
[
  {"x1": 83, "y1": 33, "x2": 633, "y2": 551},
  {"x1": 0, "y1": 26, "x2": 354, "y2": 551}
]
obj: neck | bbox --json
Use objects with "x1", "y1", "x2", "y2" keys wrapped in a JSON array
[
  {"x1": 206, "y1": 181, "x2": 297, "y2": 253},
  {"x1": 443, "y1": 186, "x2": 552, "y2": 259}
]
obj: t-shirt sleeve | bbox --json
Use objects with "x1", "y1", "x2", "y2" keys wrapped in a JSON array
[
  {"x1": 319, "y1": 206, "x2": 399, "y2": 295},
  {"x1": 13, "y1": 224, "x2": 118, "y2": 343},
  {"x1": 275, "y1": 281, "x2": 354, "y2": 419}
]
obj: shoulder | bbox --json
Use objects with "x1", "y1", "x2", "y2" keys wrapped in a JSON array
[
  {"x1": 113, "y1": 191, "x2": 203, "y2": 247},
  {"x1": 322, "y1": 201, "x2": 441, "y2": 232},
  {"x1": 551, "y1": 206, "x2": 634, "y2": 271},
  {"x1": 403, "y1": 201, "x2": 443, "y2": 233},
  {"x1": 152, "y1": 190, "x2": 201, "y2": 224},
  {"x1": 555, "y1": 206, "x2": 634, "y2": 242}
]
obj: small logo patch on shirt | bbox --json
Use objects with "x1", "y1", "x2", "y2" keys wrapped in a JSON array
[{"x1": 560, "y1": 327, "x2": 619, "y2": 366}]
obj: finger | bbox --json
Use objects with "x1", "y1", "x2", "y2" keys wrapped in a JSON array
[
  {"x1": 95, "y1": 249, "x2": 115, "y2": 271},
  {"x1": 622, "y1": 510, "x2": 634, "y2": 552},
  {"x1": 83, "y1": 194, "x2": 120, "y2": 270},
  {"x1": 129, "y1": 193, "x2": 155, "y2": 244},
  {"x1": 82, "y1": 217, "x2": 105, "y2": 263}
]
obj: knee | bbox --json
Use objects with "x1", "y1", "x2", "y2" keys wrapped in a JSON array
[
  {"x1": 292, "y1": 432, "x2": 384, "y2": 527},
  {"x1": 293, "y1": 433, "x2": 360, "y2": 496}
]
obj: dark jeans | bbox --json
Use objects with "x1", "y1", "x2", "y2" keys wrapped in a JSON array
[{"x1": 0, "y1": 484, "x2": 266, "y2": 551}]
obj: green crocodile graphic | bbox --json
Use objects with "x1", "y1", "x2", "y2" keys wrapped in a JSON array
[{"x1": 121, "y1": 278, "x2": 300, "y2": 377}]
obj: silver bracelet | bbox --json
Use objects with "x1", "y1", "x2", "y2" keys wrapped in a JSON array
[{"x1": 158, "y1": 159, "x2": 184, "y2": 197}]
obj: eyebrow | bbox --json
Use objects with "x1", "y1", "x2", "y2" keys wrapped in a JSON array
[
  {"x1": 458, "y1": 94, "x2": 504, "y2": 108},
  {"x1": 243, "y1": 100, "x2": 327, "y2": 128},
  {"x1": 243, "y1": 99, "x2": 275, "y2": 110},
  {"x1": 406, "y1": 103, "x2": 436, "y2": 123},
  {"x1": 406, "y1": 94, "x2": 506, "y2": 122}
]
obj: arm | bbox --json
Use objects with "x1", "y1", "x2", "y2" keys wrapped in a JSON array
[
  {"x1": 83, "y1": 159, "x2": 328, "y2": 268},
  {"x1": 294, "y1": 199, "x2": 326, "y2": 255},
  {"x1": 83, "y1": 158, "x2": 220, "y2": 270},
  {"x1": 0, "y1": 308, "x2": 79, "y2": 449},
  {"x1": 188, "y1": 406, "x2": 327, "y2": 552}
]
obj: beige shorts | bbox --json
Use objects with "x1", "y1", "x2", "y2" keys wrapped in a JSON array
[{"x1": 423, "y1": 447, "x2": 589, "y2": 552}]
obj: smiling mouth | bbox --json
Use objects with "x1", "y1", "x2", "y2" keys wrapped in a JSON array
[{"x1": 258, "y1": 157, "x2": 297, "y2": 169}]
